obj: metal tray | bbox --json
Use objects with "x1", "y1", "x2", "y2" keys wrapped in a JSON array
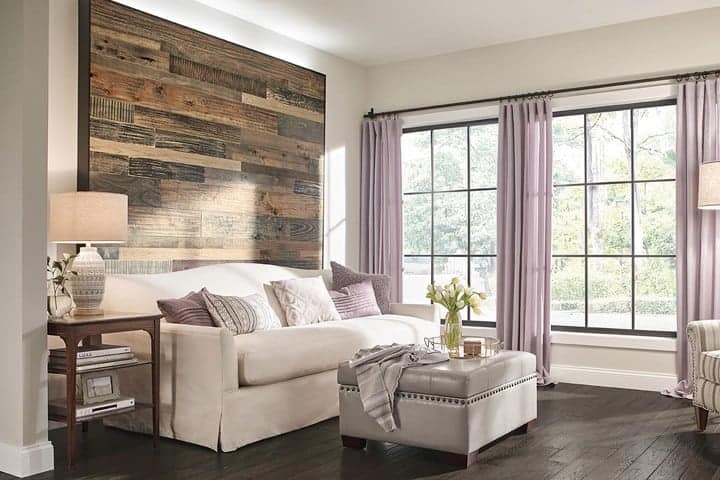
[{"x1": 424, "y1": 335, "x2": 502, "y2": 359}]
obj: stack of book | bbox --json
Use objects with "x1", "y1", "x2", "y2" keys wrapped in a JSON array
[{"x1": 49, "y1": 344, "x2": 138, "y2": 372}]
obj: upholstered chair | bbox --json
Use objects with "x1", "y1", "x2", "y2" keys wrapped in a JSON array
[{"x1": 688, "y1": 320, "x2": 720, "y2": 431}]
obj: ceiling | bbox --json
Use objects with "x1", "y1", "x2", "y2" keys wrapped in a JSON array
[{"x1": 193, "y1": 0, "x2": 720, "y2": 66}]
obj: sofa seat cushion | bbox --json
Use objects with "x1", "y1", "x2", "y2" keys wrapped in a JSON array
[
  {"x1": 234, "y1": 315, "x2": 440, "y2": 386},
  {"x1": 338, "y1": 350, "x2": 536, "y2": 398},
  {"x1": 698, "y1": 350, "x2": 720, "y2": 383}
]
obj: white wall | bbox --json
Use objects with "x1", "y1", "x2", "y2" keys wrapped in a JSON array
[
  {"x1": 365, "y1": 11, "x2": 720, "y2": 390},
  {"x1": 47, "y1": 0, "x2": 78, "y2": 260},
  {"x1": 0, "y1": 0, "x2": 54, "y2": 477},
  {"x1": 368, "y1": 8, "x2": 720, "y2": 112}
]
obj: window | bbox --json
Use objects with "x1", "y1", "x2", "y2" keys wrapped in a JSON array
[
  {"x1": 551, "y1": 101, "x2": 677, "y2": 336},
  {"x1": 401, "y1": 121, "x2": 498, "y2": 325}
]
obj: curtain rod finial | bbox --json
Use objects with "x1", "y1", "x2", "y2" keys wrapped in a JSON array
[{"x1": 366, "y1": 107, "x2": 375, "y2": 118}]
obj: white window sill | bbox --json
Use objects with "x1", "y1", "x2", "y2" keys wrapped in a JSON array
[{"x1": 462, "y1": 326, "x2": 677, "y2": 352}]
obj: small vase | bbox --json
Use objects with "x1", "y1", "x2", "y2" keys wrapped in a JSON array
[
  {"x1": 443, "y1": 310, "x2": 462, "y2": 358},
  {"x1": 48, "y1": 293, "x2": 73, "y2": 319}
]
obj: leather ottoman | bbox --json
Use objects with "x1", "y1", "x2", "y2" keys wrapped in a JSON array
[{"x1": 337, "y1": 350, "x2": 537, "y2": 467}]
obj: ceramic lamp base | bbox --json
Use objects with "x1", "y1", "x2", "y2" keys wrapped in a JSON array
[{"x1": 68, "y1": 246, "x2": 106, "y2": 315}]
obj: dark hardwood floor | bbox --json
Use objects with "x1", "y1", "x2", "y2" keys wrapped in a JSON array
[{"x1": 6, "y1": 383, "x2": 720, "y2": 480}]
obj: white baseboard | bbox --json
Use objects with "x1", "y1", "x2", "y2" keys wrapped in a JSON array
[
  {"x1": 0, "y1": 441, "x2": 53, "y2": 478},
  {"x1": 552, "y1": 364, "x2": 677, "y2": 392}
]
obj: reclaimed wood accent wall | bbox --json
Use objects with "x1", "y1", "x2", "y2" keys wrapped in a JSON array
[{"x1": 82, "y1": 0, "x2": 325, "y2": 272}]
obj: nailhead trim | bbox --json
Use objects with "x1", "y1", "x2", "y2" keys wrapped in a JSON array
[{"x1": 339, "y1": 373, "x2": 537, "y2": 406}]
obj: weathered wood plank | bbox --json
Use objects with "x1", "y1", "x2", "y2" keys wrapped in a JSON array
[
  {"x1": 91, "y1": 25, "x2": 170, "y2": 71},
  {"x1": 293, "y1": 179, "x2": 322, "y2": 197},
  {"x1": 169, "y1": 55, "x2": 266, "y2": 98},
  {"x1": 154, "y1": 130, "x2": 226, "y2": 158},
  {"x1": 90, "y1": 118, "x2": 155, "y2": 145},
  {"x1": 125, "y1": 235, "x2": 208, "y2": 249},
  {"x1": 171, "y1": 258, "x2": 320, "y2": 271},
  {"x1": 240, "y1": 162, "x2": 320, "y2": 183},
  {"x1": 90, "y1": 152, "x2": 129, "y2": 175},
  {"x1": 267, "y1": 86, "x2": 324, "y2": 113},
  {"x1": 277, "y1": 114, "x2": 324, "y2": 144},
  {"x1": 91, "y1": 137, "x2": 242, "y2": 172},
  {"x1": 226, "y1": 142, "x2": 320, "y2": 176},
  {"x1": 91, "y1": 65, "x2": 278, "y2": 135},
  {"x1": 117, "y1": 244, "x2": 322, "y2": 261},
  {"x1": 201, "y1": 212, "x2": 321, "y2": 242},
  {"x1": 91, "y1": 95, "x2": 134, "y2": 123},
  {"x1": 128, "y1": 158, "x2": 205, "y2": 183},
  {"x1": 160, "y1": 180, "x2": 321, "y2": 220},
  {"x1": 89, "y1": 172, "x2": 161, "y2": 208},
  {"x1": 90, "y1": 24, "x2": 161, "y2": 51},
  {"x1": 241, "y1": 92, "x2": 324, "y2": 124},
  {"x1": 128, "y1": 206, "x2": 202, "y2": 237}
]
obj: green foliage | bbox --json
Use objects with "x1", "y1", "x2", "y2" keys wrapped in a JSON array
[{"x1": 47, "y1": 254, "x2": 77, "y2": 297}]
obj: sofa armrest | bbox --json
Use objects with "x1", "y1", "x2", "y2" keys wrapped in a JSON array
[
  {"x1": 389, "y1": 303, "x2": 441, "y2": 323},
  {"x1": 103, "y1": 323, "x2": 236, "y2": 451}
]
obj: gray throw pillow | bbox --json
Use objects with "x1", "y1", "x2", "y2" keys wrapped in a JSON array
[
  {"x1": 157, "y1": 288, "x2": 214, "y2": 327},
  {"x1": 330, "y1": 262, "x2": 391, "y2": 314},
  {"x1": 202, "y1": 292, "x2": 281, "y2": 335}
]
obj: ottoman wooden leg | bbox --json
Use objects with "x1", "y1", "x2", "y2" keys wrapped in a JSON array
[
  {"x1": 444, "y1": 450, "x2": 478, "y2": 468},
  {"x1": 512, "y1": 418, "x2": 537, "y2": 435},
  {"x1": 695, "y1": 407, "x2": 709, "y2": 431},
  {"x1": 341, "y1": 435, "x2": 367, "y2": 449}
]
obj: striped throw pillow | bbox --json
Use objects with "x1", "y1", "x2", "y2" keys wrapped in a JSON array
[
  {"x1": 329, "y1": 281, "x2": 382, "y2": 319},
  {"x1": 157, "y1": 288, "x2": 214, "y2": 327},
  {"x1": 202, "y1": 292, "x2": 282, "y2": 335}
]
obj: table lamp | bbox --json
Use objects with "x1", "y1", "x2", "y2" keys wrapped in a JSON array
[{"x1": 49, "y1": 192, "x2": 128, "y2": 316}]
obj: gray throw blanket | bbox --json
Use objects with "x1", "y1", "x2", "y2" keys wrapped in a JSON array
[{"x1": 348, "y1": 344, "x2": 449, "y2": 432}]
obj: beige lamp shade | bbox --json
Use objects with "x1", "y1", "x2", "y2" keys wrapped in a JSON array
[
  {"x1": 699, "y1": 162, "x2": 720, "y2": 210},
  {"x1": 49, "y1": 192, "x2": 128, "y2": 244}
]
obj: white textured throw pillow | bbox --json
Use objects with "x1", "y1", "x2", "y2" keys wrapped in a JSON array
[
  {"x1": 203, "y1": 292, "x2": 281, "y2": 335},
  {"x1": 271, "y1": 276, "x2": 341, "y2": 326}
]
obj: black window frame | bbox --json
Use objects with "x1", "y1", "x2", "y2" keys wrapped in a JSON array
[
  {"x1": 551, "y1": 99, "x2": 677, "y2": 338},
  {"x1": 402, "y1": 119, "x2": 499, "y2": 327}
]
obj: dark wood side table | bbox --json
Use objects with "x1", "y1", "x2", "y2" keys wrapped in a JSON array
[{"x1": 47, "y1": 312, "x2": 162, "y2": 467}]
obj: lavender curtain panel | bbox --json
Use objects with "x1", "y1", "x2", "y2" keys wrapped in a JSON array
[
  {"x1": 664, "y1": 79, "x2": 720, "y2": 398},
  {"x1": 496, "y1": 98, "x2": 553, "y2": 385},
  {"x1": 360, "y1": 115, "x2": 403, "y2": 302}
]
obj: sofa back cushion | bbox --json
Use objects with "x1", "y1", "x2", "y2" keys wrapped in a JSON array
[{"x1": 102, "y1": 263, "x2": 330, "y2": 326}]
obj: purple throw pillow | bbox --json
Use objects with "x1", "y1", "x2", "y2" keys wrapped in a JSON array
[
  {"x1": 331, "y1": 261, "x2": 391, "y2": 314},
  {"x1": 157, "y1": 288, "x2": 215, "y2": 327},
  {"x1": 329, "y1": 281, "x2": 382, "y2": 320}
]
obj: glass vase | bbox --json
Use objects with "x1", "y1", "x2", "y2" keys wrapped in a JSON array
[
  {"x1": 443, "y1": 310, "x2": 462, "y2": 358},
  {"x1": 48, "y1": 292, "x2": 73, "y2": 319}
]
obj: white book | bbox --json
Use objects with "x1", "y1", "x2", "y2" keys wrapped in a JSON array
[
  {"x1": 74, "y1": 358, "x2": 139, "y2": 372},
  {"x1": 50, "y1": 344, "x2": 131, "y2": 359},
  {"x1": 50, "y1": 352, "x2": 135, "y2": 367}
]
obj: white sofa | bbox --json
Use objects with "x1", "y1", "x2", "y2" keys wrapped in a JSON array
[{"x1": 94, "y1": 263, "x2": 440, "y2": 452}]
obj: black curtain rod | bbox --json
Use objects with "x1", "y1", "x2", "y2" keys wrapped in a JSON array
[{"x1": 364, "y1": 67, "x2": 720, "y2": 118}]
